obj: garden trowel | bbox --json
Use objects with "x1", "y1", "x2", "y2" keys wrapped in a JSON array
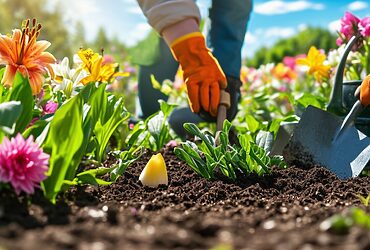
[
  {"x1": 284, "y1": 99, "x2": 370, "y2": 179},
  {"x1": 216, "y1": 90, "x2": 231, "y2": 131}
]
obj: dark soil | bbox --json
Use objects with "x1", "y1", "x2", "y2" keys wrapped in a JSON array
[{"x1": 1, "y1": 145, "x2": 370, "y2": 250}]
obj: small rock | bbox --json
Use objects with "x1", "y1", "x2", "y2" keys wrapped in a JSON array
[{"x1": 263, "y1": 220, "x2": 276, "y2": 230}]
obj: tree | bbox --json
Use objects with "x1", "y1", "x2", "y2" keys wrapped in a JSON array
[
  {"x1": 246, "y1": 27, "x2": 337, "y2": 67},
  {"x1": 72, "y1": 21, "x2": 87, "y2": 51},
  {"x1": 0, "y1": 0, "x2": 73, "y2": 60},
  {"x1": 94, "y1": 27, "x2": 110, "y2": 53}
]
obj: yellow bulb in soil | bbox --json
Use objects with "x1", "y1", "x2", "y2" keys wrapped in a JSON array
[{"x1": 139, "y1": 153, "x2": 168, "y2": 187}]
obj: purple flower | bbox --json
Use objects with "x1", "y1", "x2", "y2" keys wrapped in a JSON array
[
  {"x1": 43, "y1": 100, "x2": 58, "y2": 115},
  {"x1": 359, "y1": 17, "x2": 370, "y2": 37},
  {"x1": 0, "y1": 134, "x2": 49, "y2": 195},
  {"x1": 340, "y1": 11, "x2": 360, "y2": 39}
]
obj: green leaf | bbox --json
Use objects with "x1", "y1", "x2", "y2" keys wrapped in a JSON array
[
  {"x1": 75, "y1": 167, "x2": 114, "y2": 186},
  {"x1": 256, "y1": 130, "x2": 274, "y2": 153},
  {"x1": 158, "y1": 100, "x2": 176, "y2": 117},
  {"x1": 357, "y1": 194, "x2": 370, "y2": 207},
  {"x1": 183, "y1": 123, "x2": 215, "y2": 154},
  {"x1": 23, "y1": 119, "x2": 50, "y2": 145},
  {"x1": 150, "y1": 74, "x2": 162, "y2": 90},
  {"x1": 296, "y1": 93, "x2": 322, "y2": 109},
  {"x1": 0, "y1": 101, "x2": 22, "y2": 135},
  {"x1": 110, "y1": 149, "x2": 142, "y2": 182},
  {"x1": 94, "y1": 97, "x2": 129, "y2": 162},
  {"x1": 174, "y1": 146, "x2": 211, "y2": 179},
  {"x1": 42, "y1": 94, "x2": 84, "y2": 203},
  {"x1": 6, "y1": 73, "x2": 34, "y2": 134},
  {"x1": 351, "y1": 207, "x2": 370, "y2": 229},
  {"x1": 244, "y1": 114, "x2": 260, "y2": 133}
]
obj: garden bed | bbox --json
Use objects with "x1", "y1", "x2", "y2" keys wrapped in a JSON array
[{"x1": 1, "y1": 145, "x2": 370, "y2": 250}]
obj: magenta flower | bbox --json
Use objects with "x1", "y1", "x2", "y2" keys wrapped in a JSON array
[
  {"x1": 0, "y1": 134, "x2": 49, "y2": 195},
  {"x1": 282, "y1": 56, "x2": 296, "y2": 70},
  {"x1": 340, "y1": 11, "x2": 360, "y2": 39},
  {"x1": 359, "y1": 17, "x2": 370, "y2": 37},
  {"x1": 42, "y1": 100, "x2": 58, "y2": 115},
  {"x1": 336, "y1": 37, "x2": 343, "y2": 46}
]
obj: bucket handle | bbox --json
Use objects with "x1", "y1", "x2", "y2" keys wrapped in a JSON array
[{"x1": 327, "y1": 35, "x2": 360, "y2": 115}]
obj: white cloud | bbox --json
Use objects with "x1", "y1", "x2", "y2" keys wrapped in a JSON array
[
  {"x1": 62, "y1": 0, "x2": 100, "y2": 16},
  {"x1": 255, "y1": 0, "x2": 324, "y2": 15},
  {"x1": 126, "y1": 23, "x2": 151, "y2": 46},
  {"x1": 245, "y1": 31, "x2": 257, "y2": 44},
  {"x1": 260, "y1": 27, "x2": 296, "y2": 38},
  {"x1": 243, "y1": 26, "x2": 299, "y2": 57},
  {"x1": 328, "y1": 20, "x2": 341, "y2": 33},
  {"x1": 298, "y1": 23, "x2": 308, "y2": 31},
  {"x1": 347, "y1": 1, "x2": 368, "y2": 11}
]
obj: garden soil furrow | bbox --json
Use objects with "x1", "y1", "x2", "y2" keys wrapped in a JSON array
[{"x1": 1, "y1": 146, "x2": 370, "y2": 250}]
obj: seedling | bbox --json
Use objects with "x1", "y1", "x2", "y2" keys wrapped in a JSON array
[
  {"x1": 357, "y1": 193, "x2": 370, "y2": 207},
  {"x1": 174, "y1": 120, "x2": 285, "y2": 180}
]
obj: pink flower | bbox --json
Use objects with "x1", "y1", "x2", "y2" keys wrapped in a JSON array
[
  {"x1": 0, "y1": 134, "x2": 49, "y2": 195},
  {"x1": 42, "y1": 100, "x2": 58, "y2": 115},
  {"x1": 340, "y1": 11, "x2": 360, "y2": 39},
  {"x1": 282, "y1": 56, "x2": 296, "y2": 70},
  {"x1": 166, "y1": 140, "x2": 178, "y2": 148},
  {"x1": 102, "y1": 55, "x2": 115, "y2": 65},
  {"x1": 336, "y1": 37, "x2": 343, "y2": 46},
  {"x1": 359, "y1": 17, "x2": 370, "y2": 37}
]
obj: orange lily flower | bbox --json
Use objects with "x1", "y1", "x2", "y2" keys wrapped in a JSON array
[
  {"x1": 272, "y1": 63, "x2": 297, "y2": 82},
  {"x1": 0, "y1": 19, "x2": 56, "y2": 95}
]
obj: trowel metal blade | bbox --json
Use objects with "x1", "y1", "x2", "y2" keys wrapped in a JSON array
[{"x1": 285, "y1": 105, "x2": 370, "y2": 179}]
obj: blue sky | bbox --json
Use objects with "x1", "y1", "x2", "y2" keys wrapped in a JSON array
[{"x1": 57, "y1": 0, "x2": 369, "y2": 58}]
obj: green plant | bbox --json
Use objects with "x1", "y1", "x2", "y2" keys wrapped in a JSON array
[
  {"x1": 0, "y1": 72, "x2": 34, "y2": 142},
  {"x1": 39, "y1": 83, "x2": 130, "y2": 203},
  {"x1": 127, "y1": 100, "x2": 176, "y2": 151},
  {"x1": 0, "y1": 101, "x2": 22, "y2": 142},
  {"x1": 41, "y1": 91, "x2": 85, "y2": 203},
  {"x1": 321, "y1": 193, "x2": 370, "y2": 234},
  {"x1": 174, "y1": 121, "x2": 285, "y2": 180},
  {"x1": 357, "y1": 193, "x2": 370, "y2": 207}
]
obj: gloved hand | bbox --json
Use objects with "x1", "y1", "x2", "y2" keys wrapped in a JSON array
[
  {"x1": 170, "y1": 32, "x2": 227, "y2": 117},
  {"x1": 360, "y1": 74, "x2": 370, "y2": 106}
]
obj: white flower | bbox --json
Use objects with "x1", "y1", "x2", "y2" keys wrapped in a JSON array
[{"x1": 51, "y1": 57, "x2": 87, "y2": 98}]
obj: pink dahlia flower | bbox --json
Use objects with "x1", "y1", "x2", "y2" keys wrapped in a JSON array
[
  {"x1": 340, "y1": 11, "x2": 360, "y2": 39},
  {"x1": 0, "y1": 134, "x2": 49, "y2": 195},
  {"x1": 359, "y1": 17, "x2": 370, "y2": 37}
]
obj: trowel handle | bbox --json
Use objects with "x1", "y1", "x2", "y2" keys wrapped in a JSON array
[
  {"x1": 327, "y1": 35, "x2": 361, "y2": 115},
  {"x1": 216, "y1": 90, "x2": 230, "y2": 131}
]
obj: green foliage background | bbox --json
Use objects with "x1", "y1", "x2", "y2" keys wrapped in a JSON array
[
  {"x1": 0, "y1": 0, "x2": 338, "y2": 68},
  {"x1": 246, "y1": 27, "x2": 337, "y2": 67},
  {"x1": 0, "y1": 0, "x2": 129, "y2": 62}
]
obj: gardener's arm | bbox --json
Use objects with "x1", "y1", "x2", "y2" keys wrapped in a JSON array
[{"x1": 136, "y1": 0, "x2": 227, "y2": 117}]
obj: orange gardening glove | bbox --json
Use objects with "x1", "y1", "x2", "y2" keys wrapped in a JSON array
[
  {"x1": 170, "y1": 32, "x2": 227, "y2": 117},
  {"x1": 360, "y1": 74, "x2": 370, "y2": 106}
]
